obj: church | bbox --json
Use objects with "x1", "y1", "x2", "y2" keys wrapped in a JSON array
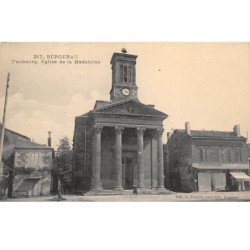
[{"x1": 72, "y1": 50, "x2": 168, "y2": 194}]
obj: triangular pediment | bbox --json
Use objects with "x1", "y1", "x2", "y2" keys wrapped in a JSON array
[{"x1": 92, "y1": 99, "x2": 167, "y2": 118}]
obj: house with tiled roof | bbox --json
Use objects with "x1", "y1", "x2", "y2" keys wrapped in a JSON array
[
  {"x1": 0, "y1": 123, "x2": 53, "y2": 197},
  {"x1": 164, "y1": 122, "x2": 250, "y2": 192}
]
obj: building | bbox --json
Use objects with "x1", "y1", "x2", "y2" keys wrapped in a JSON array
[
  {"x1": 0, "y1": 124, "x2": 53, "y2": 197},
  {"x1": 73, "y1": 50, "x2": 168, "y2": 194},
  {"x1": 165, "y1": 122, "x2": 250, "y2": 192}
]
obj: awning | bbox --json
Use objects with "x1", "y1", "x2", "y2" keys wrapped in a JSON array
[{"x1": 230, "y1": 172, "x2": 250, "y2": 181}]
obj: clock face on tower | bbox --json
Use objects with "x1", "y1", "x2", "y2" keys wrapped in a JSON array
[
  {"x1": 110, "y1": 52, "x2": 138, "y2": 101},
  {"x1": 122, "y1": 88, "x2": 130, "y2": 96}
]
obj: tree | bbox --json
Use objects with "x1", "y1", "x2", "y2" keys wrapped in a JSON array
[{"x1": 55, "y1": 136, "x2": 73, "y2": 194}]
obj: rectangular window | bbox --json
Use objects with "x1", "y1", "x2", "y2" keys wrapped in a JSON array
[
  {"x1": 235, "y1": 149, "x2": 241, "y2": 162},
  {"x1": 28, "y1": 153, "x2": 39, "y2": 168},
  {"x1": 120, "y1": 65, "x2": 123, "y2": 82},
  {"x1": 222, "y1": 148, "x2": 230, "y2": 162},
  {"x1": 211, "y1": 148, "x2": 219, "y2": 162},
  {"x1": 199, "y1": 148, "x2": 204, "y2": 162},
  {"x1": 120, "y1": 65, "x2": 132, "y2": 83},
  {"x1": 124, "y1": 65, "x2": 127, "y2": 82},
  {"x1": 127, "y1": 66, "x2": 131, "y2": 83},
  {"x1": 204, "y1": 148, "x2": 210, "y2": 162},
  {"x1": 232, "y1": 149, "x2": 237, "y2": 163}
]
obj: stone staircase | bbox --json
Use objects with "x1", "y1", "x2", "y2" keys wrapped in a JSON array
[{"x1": 83, "y1": 188, "x2": 173, "y2": 196}]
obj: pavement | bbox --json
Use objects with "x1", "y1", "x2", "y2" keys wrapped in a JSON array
[{"x1": 2, "y1": 191, "x2": 250, "y2": 202}]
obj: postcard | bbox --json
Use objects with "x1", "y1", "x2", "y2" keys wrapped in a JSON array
[{"x1": 0, "y1": 42, "x2": 250, "y2": 201}]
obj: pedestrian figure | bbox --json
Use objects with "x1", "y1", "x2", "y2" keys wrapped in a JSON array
[
  {"x1": 133, "y1": 185, "x2": 137, "y2": 194},
  {"x1": 57, "y1": 180, "x2": 62, "y2": 201}
]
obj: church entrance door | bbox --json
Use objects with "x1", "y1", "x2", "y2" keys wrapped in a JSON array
[{"x1": 122, "y1": 157, "x2": 135, "y2": 190}]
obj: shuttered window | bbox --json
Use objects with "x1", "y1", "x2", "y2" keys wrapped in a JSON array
[
  {"x1": 222, "y1": 148, "x2": 230, "y2": 162},
  {"x1": 235, "y1": 149, "x2": 242, "y2": 162},
  {"x1": 199, "y1": 148, "x2": 205, "y2": 162},
  {"x1": 210, "y1": 149, "x2": 219, "y2": 162}
]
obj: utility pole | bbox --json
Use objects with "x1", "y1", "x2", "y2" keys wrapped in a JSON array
[{"x1": 0, "y1": 73, "x2": 10, "y2": 176}]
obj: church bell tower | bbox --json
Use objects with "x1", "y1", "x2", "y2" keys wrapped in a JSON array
[{"x1": 110, "y1": 49, "x2": 138, "y2": 101}]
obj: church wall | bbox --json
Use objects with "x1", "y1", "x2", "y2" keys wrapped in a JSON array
[
  {"x1": 122, "y1": 128, "x2": 138, "y2": 188},
  {"x1": 151, "y1": 139, "x2": 158, "y2": 188},
  {"x1": 113, "y1": 62, "x2": 120, "y2": 85},
  {"x1": 142, "y1": 132, "x2": 159, "y2": 189},
  {"x1": 101, "y1": 128, "x2": 116, "y2": 189},
  {"x1": 72, "y1": 116, "x2": 92, "y2": 190},
  {"x1": 143, "y1": 134, "x2": 153, "y2": 188}
]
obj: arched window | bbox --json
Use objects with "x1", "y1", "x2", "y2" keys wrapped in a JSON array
[
  {"x1": 124, "y1": 65, "x2": 127, "y2": 82},
  {"x1": 127, "y1": 66, "x2": 132, "y2": 82},
  {"x1": 120, "y1": 65, "x2": 132, "y2": 83},
  {"x1": 120, "y1": 65, "x2": 123, "y2": 82}
]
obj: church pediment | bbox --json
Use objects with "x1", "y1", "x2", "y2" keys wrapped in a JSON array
[{"x1": 92, "y1": 99, "x2": 167, "y2": 118}]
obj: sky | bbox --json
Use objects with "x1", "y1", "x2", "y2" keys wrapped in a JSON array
[{"x1": 0, "y1": 42, "x2": 250, "y2": 148}]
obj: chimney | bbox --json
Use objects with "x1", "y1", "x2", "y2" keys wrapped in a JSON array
[
  {"x1": 48, "y1": 131, "x2": 52, "y2": 147},
  {"x1": 233, "y1": 125, "x2": 240, "y2": 137},
  {"x1": 185, "y1": 122, "x2": 191, "y2": 135}
]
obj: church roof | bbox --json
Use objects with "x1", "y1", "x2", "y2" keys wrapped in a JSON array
[
  {"x1": 94, "y1": 100, "x2": 112, "y2": 109},
  {"x1": 110, "y1": 52, "x2": 138, "y2": 64},
  {"x1": 79, "y1": 111, "x2": 90, "y2": 117},
  {"x1": 91, "y1": 98, "x2": 168, "y2": 118}
]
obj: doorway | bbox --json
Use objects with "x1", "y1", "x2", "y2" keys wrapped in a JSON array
[
  {"x1": 122, "y1": 157, "x2": 135, "y2": 189},
  {"x1": 198, "y1": 172, "x2": 226, "y2": 191}
]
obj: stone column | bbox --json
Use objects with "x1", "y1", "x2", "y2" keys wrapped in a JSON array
[
  {"x1": 156, "y1": 128, "x2": 165, "y2": 189},
  {"x1": 92, "y1": 125, "x2": 103, "y2": 190},
  {"x1": 137, "y1": 127, "x2": 146, "y2": 189},
  {"x1": 114, "y1": 126, "x2": 124, "y2": 190},
  {"x1": 91, "y1": 132, "x2": 95, "y2": 187}
]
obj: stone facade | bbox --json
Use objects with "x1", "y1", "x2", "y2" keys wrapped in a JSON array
[
  {"x1": 165, "y1": 122, "x2": 250, "y2": 192},
  {"x1": 0, "y1": 124, "x2": 53, "y2": 197},
  {"x1": 73, "y1": 51, "x2": 168, "y2": 193},
  {"x1": 12, "y1": 148, "x2": 53, "y2": 197}
]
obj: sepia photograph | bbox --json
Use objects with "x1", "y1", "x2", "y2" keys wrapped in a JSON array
[
  {"x1": 1, "y1": 1, "x2": 250, "y2": 250},
  {"x1": 1, "y1": 42, "x2": 250, "y2": 202}
]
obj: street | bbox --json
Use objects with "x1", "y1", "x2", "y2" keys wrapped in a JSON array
[{"x1": 2, "y1": 191, "x2": 250, "y2": 202}]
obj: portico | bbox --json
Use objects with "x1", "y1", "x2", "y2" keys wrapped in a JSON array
[
  {"x1": 86, "y1": 93, "x2": 168, "y2": 192},
  {"x1": 90, "y1": 123, "x2": 165, "y2": 192}
]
